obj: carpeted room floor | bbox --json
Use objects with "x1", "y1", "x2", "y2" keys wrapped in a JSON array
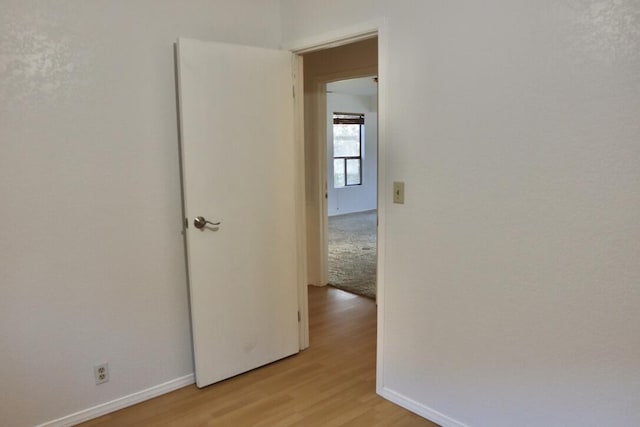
[{"x1": 327, "y1": 210, "x2": 377, "y2": 299}]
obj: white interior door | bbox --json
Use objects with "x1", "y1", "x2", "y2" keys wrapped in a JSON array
[{"x1": 176, "y1": 38, "x2": 300, "y2": 388}]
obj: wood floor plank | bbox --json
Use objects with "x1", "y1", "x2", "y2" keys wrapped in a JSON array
[{"x1": 79, "y1": 286, "x2": 438, "y2": 427}]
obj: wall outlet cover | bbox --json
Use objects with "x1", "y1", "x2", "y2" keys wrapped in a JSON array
[{"x1": 94, "y1": 363, "x2": 109, "y2": 385}]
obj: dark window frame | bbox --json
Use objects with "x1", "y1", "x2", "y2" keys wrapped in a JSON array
[{"x1": 333, "y1": 112, "x2": 364, "y2": 187}]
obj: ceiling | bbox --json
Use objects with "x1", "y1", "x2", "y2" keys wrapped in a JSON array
[{"x1": 326, "y1": 76, "x2": 378, "y2": 96}]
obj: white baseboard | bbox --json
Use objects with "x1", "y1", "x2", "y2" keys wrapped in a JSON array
[
  {"x1": 37, "y1": 374, "x2": 195, "y2": 427},
  {"x1": 378, "y1": 386, "x2": 469, "y2": 427}
]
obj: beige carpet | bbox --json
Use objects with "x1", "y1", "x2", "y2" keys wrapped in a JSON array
[{"x1": 327, "y1": 210, "x2": 377, "y2": 299}]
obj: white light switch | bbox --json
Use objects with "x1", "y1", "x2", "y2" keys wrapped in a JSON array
[{"x1": 393, "y1": 181, "x2": 405, "y2": 204}]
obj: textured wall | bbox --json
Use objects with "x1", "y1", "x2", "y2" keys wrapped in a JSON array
[{"x1": 0, "y1": 1, "x2": 281, "y2": 426}]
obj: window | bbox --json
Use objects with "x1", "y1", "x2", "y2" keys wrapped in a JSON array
[{"x1": 333, "y1": 112, "x2": 364, "y2": 187}]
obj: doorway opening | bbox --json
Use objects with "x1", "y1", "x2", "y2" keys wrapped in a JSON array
[
  {"x1": 299, "y1": 36, "x2": 379, "y2": 355},
  {"x1": 326, "y1": 77, "x2": 378, "y2": 299},
  {"x1": 300, "y1": 37, "x2": 378, "y2": 303}
]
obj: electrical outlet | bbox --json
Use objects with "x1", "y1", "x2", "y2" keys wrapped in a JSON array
[{"x1": 94, "y1": 363, "x2": 109, "y2": 385}]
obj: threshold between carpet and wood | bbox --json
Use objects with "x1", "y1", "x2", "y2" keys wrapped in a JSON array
[
  {"x1": 328, "y1": 209, "x2": 377, "y2": 299},
  {"x1": 79, "y1": 286, "x2": 438, "y2": 427}
]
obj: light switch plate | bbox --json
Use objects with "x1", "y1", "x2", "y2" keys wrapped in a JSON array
[{"x1": 393, "y1": 181, "x2": 405, "y2": 204}]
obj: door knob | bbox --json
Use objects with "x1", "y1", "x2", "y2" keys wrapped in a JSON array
[{"x1": 194, "y1": 216, "x2": 221, "y2": 229}]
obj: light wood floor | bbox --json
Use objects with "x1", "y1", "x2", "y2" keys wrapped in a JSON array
[{"x1": 80, "y1": 286, "x2": 438, "y2": 426}]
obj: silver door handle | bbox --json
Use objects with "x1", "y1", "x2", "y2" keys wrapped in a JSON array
[{"x1": 193, "y1": 216, "x2": 221, "y2": 229}]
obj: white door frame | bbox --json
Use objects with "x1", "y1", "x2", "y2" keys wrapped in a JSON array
[
  {"x1": 288, "y1": 21, "x2": 388, "y2": 388},
  {"x1": 292, "y1": 54, "x2": 309, "y2": 350}
]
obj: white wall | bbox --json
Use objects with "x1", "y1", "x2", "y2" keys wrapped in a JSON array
[
  {"x1": 283, "y1": 2, "x2": 640, "y2": 427},
  {"x1": 0, "y1": 1, "x2": 282, "y2": 426},
  {"x1": 327, "y1": 92, "x2": 377, "y2": 216}
]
